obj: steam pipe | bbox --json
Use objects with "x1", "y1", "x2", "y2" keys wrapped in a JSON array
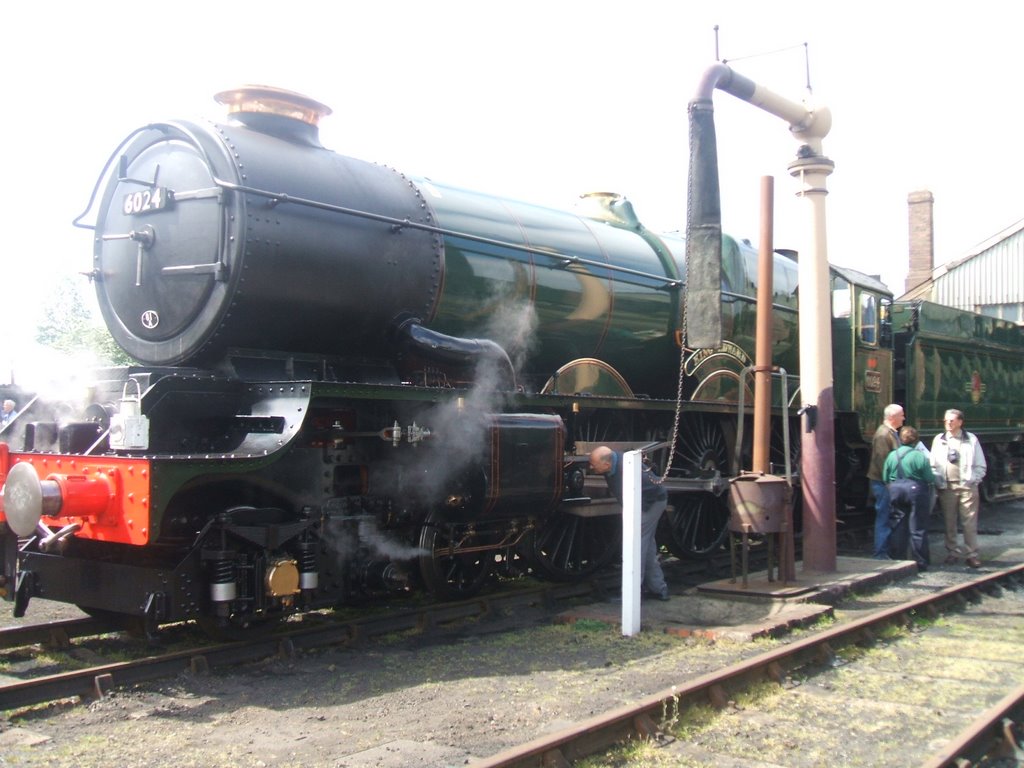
[{"x1": 393, "y1": 317, "x2": 516, "y2": 389}]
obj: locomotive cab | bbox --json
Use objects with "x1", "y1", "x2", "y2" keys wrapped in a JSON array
[{"x1": 830, "y1": 266, "x2": 894, "y2": 440}]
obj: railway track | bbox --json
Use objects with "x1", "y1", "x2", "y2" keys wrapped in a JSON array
[
  {"x1": 474, "y1": 563, "x2": 1024, "y2": 767},
  {"x1": 0, "y1": 616, "x2": 111, "y2": 651},
  {"x1": 922, "y1": 682, "x2": 1024, "y2": 767},
  {"x1": 0, "y1": 535, "x2": 780, "y2": 715},
  {"x1": 0, "y1": 526, "x2": 860, "y2": 714},
  {"x1": 1, "y1": 504, "x2": 1019, "y2": 767},
  {"x1": 0, "y1": 578, "x2": 606, "y2": 712}
]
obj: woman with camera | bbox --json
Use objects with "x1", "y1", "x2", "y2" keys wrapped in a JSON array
[{"x1": 930, "y1": 409, "x2": 988, "y2": 568}]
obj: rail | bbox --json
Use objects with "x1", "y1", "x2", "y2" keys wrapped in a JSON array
[{"x1": 474, "y1": 563, "x2": 1024, "y2": 767}]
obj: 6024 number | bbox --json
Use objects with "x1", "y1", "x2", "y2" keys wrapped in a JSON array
[{"x1": 123, "y1": 187, "x2": 170, "y2": 215}]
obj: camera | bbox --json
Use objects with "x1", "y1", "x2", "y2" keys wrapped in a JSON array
[{"x1": 947, "y1": 448, "x2": 960, "y2": 464}]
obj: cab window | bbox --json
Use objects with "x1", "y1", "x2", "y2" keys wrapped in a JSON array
[
  {"x1": 831, "y1": 276, "x2": 851, "y2": 318},
  {"x1": 878, "y1": 297, "x2": 892, "y2": 346},
  {"x1": 860, "y1": 292, "x2": 878, "y2": 345}
]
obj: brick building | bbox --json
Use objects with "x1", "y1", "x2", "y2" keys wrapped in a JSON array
[{"x1": 900, "y1": 190, "x2": 1024, "y2": 325}]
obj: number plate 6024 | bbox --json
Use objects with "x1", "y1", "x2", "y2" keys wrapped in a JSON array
[{"x1": 123, "y1": 187, "x2": 170, "y2": 216}]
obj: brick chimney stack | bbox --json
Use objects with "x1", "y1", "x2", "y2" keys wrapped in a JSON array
[{"x1": 907, "y1": 190, "x2": 934, "y2": 292}]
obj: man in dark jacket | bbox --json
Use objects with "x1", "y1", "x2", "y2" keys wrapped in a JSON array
[
  {"x1": 588, "y1": 446, "x2": 669, "y2": 601},
  {"x1": 868, "y1": 403, "x2": 904, "y2": 558}
]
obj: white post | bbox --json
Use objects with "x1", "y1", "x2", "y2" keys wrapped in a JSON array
[{"x1": 621, "y1": 450, "x2": 642, "y2": 636}]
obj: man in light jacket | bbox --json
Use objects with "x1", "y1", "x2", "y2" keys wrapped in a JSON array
[{"x1": 930, "y1": 409, "x2": 987, "y2": 568}]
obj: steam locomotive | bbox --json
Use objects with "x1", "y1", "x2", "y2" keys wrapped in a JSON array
[{"x1": 1, "y1": 86, "x2": 1021, "y2": 636}]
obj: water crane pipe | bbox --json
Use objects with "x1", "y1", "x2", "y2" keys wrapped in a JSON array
[
  {"x1": 690, "y1": 62, "x2": 837, "y2": 573},
  {"x1": 693, "y1": 64, "x2": 833, "y2": 151}
]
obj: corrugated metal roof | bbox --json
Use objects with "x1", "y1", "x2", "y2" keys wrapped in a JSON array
[
  {"x1": 933, "y1": 227, "x2": 1024, "y2": 310},
  {"x1": 955, "y1": 216, "x2": 1024, "y2": 264}
]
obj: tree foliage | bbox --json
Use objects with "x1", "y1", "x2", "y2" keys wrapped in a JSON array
[{"x1": 36, "y1": 277, "x2": 135, "y2": 366}]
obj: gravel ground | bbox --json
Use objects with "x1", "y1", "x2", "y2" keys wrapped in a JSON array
[{"x1": 1, "y1": 497, "x2": 1022, "y2": 768}]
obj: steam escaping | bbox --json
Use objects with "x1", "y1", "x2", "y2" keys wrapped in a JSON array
[
  {"x1": 483, "y1": 299, "x2": 538, "y2": 377},
  {"x1": 0, "y1": 348, "x2": 119, "y2": 451},
  {"x1": 4, "y1": 346, "x2": 108, "y2": 400},
  {"x1": 321, "y1": 513, "x2": 427, "y2": 560},
  {"x1": 358, "y1": 518, "x2": 427, "y2": 560},
  {"x1": 405, "y1": 299, "x2": 539, "y2": 508}
]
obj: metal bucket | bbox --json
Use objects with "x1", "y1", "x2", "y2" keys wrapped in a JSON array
[{"x1": 727, "y1": 472, "x2": 791, "y2": 534}]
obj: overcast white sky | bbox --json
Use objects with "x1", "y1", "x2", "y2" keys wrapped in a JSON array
[{"x1": 3, "y1": 1, "x2": 1021, "y2": 381}]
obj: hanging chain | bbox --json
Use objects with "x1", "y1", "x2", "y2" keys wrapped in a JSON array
[
  {"x1": 652, "y1": 104, "x2": 701, "y2": 485},
  {"x1": 655, "y1": 299, "x2": 688, "y2": 484}
]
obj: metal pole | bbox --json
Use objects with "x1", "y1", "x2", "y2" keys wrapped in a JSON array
[
  {"x1": 789, "y1": 155, "x2": 837, "y2": 572},
  {"x1": 752, "y1": 176, "x2": 775, "y2": 474}
]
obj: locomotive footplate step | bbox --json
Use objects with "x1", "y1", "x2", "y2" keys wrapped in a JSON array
[
  {"x1": 696, "y1": 555, "x2": 918, "y2": 604},
  {"x1": 553, "y1": 594, "x2": 834, "y2": 642}
]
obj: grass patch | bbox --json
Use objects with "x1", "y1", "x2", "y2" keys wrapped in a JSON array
[
  {"x1": 576, "y1": 735, "x2": 671, "y2": 767},
  {"x1": 572, "y1": 619, "x2": 613, "y2": 633}
]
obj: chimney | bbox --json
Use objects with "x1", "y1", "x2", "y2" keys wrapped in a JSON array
[{"x1": 907, "y1": 190, "x2": 934, "y2": 292}]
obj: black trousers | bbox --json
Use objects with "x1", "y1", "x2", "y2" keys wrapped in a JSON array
[{"x1": 888, "y1": 486, "x2": 931, "y2": 568}]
